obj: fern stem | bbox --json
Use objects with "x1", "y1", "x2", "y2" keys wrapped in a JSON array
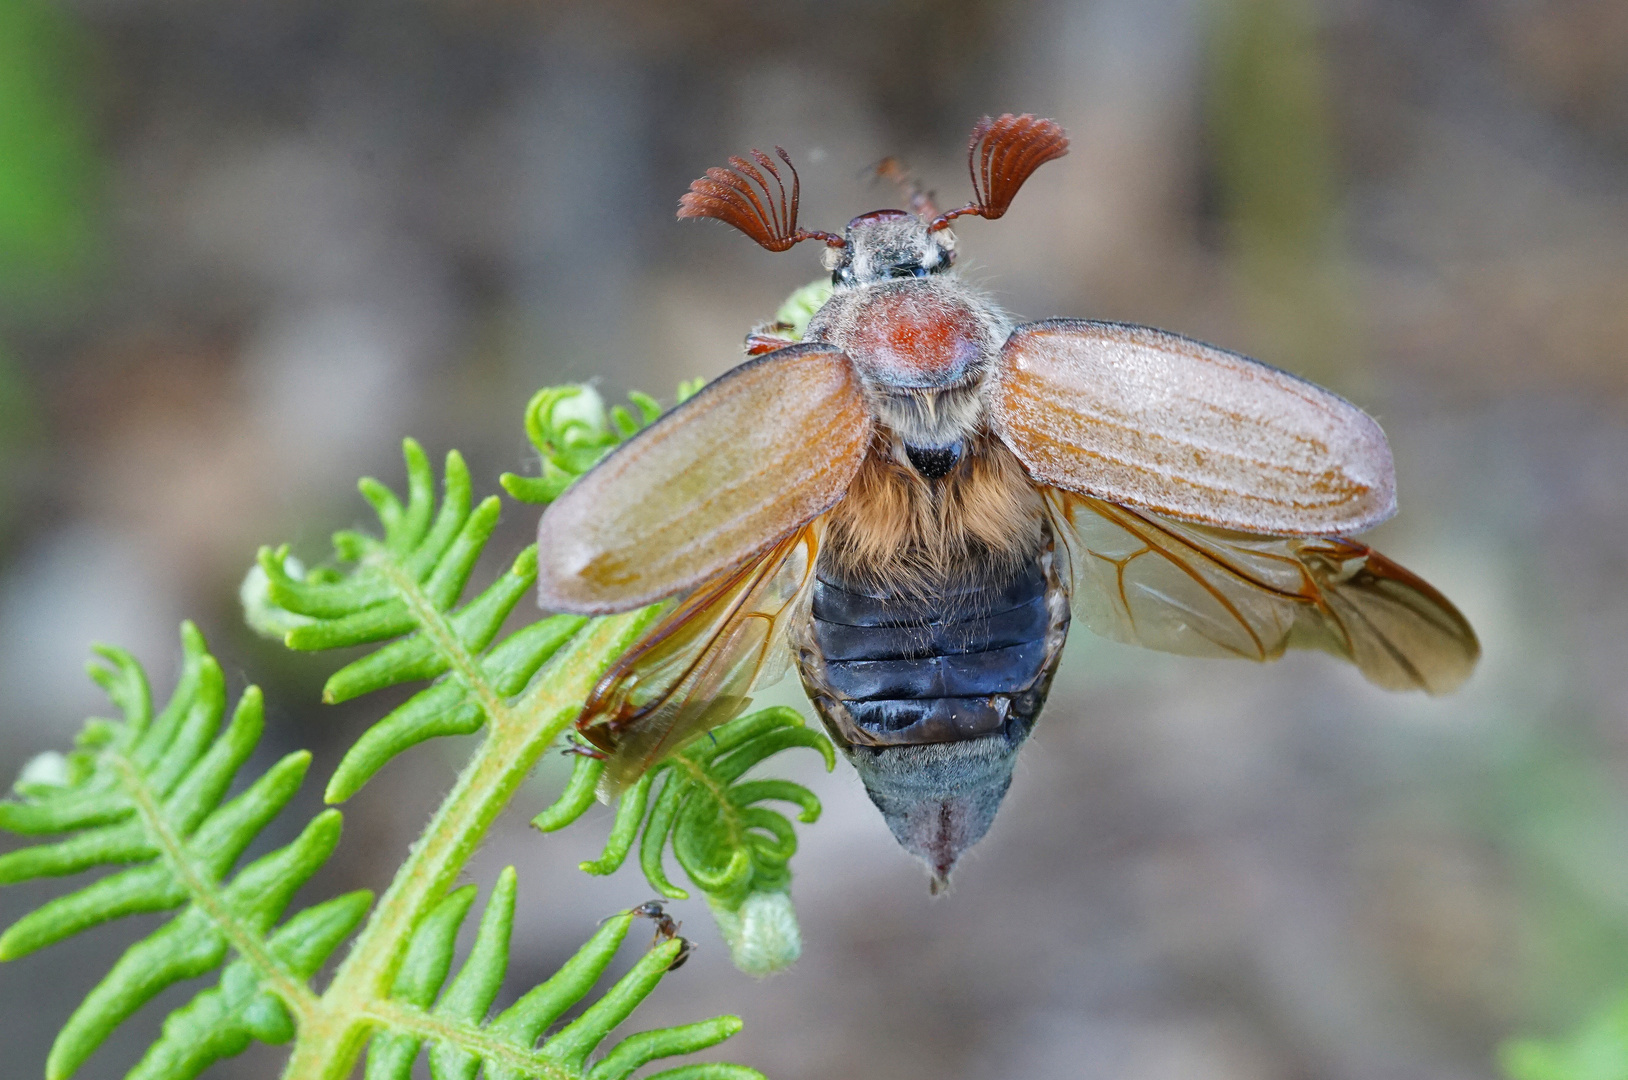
[
  {"x1": 109, "y1": 734, "x2": 321, "y2": 1025},
  {"x1": 360, "y1": 1000, "x2": 576, "y2": 1079},
  {"x1": 282, "y1": 608, "x2": 660, "y2": 1080},
  {"x1": 373, "y1": 541, "x2": 510, "y2": 728}
]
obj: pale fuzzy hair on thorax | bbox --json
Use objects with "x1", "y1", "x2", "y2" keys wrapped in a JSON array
[
  {"x1": 824, "y1": 434, "x2": 1046, "y2": 595},
  {"x1": 867, "y1": 381, "x2": 986, "y2": 448}
]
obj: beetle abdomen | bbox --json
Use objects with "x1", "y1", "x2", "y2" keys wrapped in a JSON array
[{"x1": 802, "y1": 559, "x2": 1066, "y2": 747}]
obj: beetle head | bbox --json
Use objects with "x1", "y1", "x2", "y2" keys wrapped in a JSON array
[{"x1": 825, "y1": 210, "x2": 956, "y2": 288}]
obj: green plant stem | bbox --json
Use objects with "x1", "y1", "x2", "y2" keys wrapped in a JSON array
[
  {"x1": 361, "y1": 1001, "x2": 575, "y2": 1079},
  {"x1": 112, "y1": 748, "x2": 320, "y2": 1022},
  {"x1": 281, "y1": 607, "x2": 660, "y2": 1080}
]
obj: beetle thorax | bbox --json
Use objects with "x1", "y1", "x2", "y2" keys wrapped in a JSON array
[{"x1": 804, "y1": 275, "x2": 1011, "y2": 452}]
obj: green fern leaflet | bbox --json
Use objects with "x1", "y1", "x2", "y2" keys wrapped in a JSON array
[
  {"x1": 0, "y1": 375, "x2": 830, "y2": 1079},
  {"x1": 0, "y1": 624, "x2": 357, "y2": 1080}
]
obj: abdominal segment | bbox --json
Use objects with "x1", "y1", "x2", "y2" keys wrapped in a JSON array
[{"x1": 798, "y1": 554, "x2": 1069, "y2": 749}]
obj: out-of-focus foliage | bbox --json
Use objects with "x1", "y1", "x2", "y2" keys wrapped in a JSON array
[
  {"x1": 1208, "y1": 0, "x2": 1337, "y2": 267},
  {"x1": 0, "y1": 339, "x2": 32, "y2": 531},
  {"x1": 0, "y1": 0, "x2": 99, "y2": 535},
  {"x1": 1492, "y1": 746, "x2": 1628, "y2": 1079},
  {"x1": 0, "y1": 342, "x2": 31, "y2": 443},
  {"x1": 1206, "y1": 0, "x2": 1354, "y2": 385},
  {"x1": 1503, "y1": 992, "x2": 1628, "y2": 1080},
  {"x1": 0, "y1": 0, "x2": 100, "y2": 292}
]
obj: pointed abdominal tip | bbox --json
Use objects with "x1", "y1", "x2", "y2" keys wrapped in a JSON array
[{"x1": 843, "y1": 734, "x2": 1023, "y2": 889}]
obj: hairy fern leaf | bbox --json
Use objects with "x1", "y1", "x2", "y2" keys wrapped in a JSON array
[
  {"x1": 129, "y1": 890, "x2": 372, "y2": 1080},
  {"x1": 534, "y1": 707, "x2": 833, "y2": 975},
  {"x1": 244, "y1": 439, "x2": 592, "y2": 803},
  {"x1": 0, "y1": 623, "x2": 362, "y2": 1080},
  {"x1": 360, "y1": 867, "x2": 762, "y2": 1080}
]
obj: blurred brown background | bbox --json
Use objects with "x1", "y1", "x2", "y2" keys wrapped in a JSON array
[{"x1": 2, "y1": 0, "x2": 1627, "y2": 1077}]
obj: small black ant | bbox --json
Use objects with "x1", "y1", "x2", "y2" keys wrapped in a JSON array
[{"x1": 628, "y1": 900, "x2": 694, "y2": 970}]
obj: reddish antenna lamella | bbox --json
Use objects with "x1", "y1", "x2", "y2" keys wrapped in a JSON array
[{"x1": 677, "y1": 112, "x2": 1069, "y2": 248}]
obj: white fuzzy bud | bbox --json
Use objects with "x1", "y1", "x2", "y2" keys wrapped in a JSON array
[{"x1": 708, "y1": 890, "x2": 802, "y2": 976}]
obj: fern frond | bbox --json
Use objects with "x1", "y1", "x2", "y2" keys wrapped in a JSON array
[
  {"x1": 130, "y1": 891, "x2": 373, "y2": 1080},
  {"x1": 359, "y1": 868, "x2": 761, "y2": 1080},
  {"x1": 499, "y1": 381, "x2": 702, "y2": 508},
  {"x1": 534, "y1": 707, "x2": 833, "y2": 975},
  {"x1": 213, "y1": 374, "x2": 827, "y2": 1080},
  {"x1": 245, "y1": 410, "x2": 746, "y2": 1075},
  {"x1": 0, "y1": 623, "x2": 363, "y2": 1080},
  {"x1": 493, "y1": 382, "x2": 837, "y2": 974},
  {"x1": 243, "y1": 440, "x2": 591, "y2": 803}
]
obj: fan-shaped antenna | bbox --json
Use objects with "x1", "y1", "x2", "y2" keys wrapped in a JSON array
[
  {"x1": 930, "y1": 113, "x2": 1069, "y2": 231},
  {"x1": 677, "y1": 146, "x2": 844, "y2": 251}
]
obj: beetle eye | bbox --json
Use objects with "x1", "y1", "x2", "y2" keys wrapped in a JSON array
[{"x1": 888, "y1": 263, "x2": 928, "y2": 279}]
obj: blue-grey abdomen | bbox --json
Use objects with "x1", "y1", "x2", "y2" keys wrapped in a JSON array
[{"x1": 803, "y1": 559, "x2": 1067, "y2": 747}]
